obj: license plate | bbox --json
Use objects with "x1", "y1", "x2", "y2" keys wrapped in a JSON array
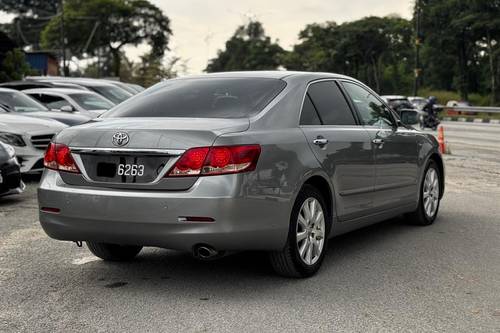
[{"x1": 117, "y1": 163, "x2": 145, "y2": 177}]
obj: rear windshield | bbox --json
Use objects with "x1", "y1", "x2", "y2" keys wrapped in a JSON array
[
  {"x1": 70, "y1": 93, "x2": 114, "y2": 110},
  {"x1": 90, "y1": 86, "x2": 131, "y2": 104},
  {"x1": 102, "y1": 78, "x2": 286, "y2": 119},
  {"x1": 0, "y1": 91, "x2": 48, "y2": 112}
]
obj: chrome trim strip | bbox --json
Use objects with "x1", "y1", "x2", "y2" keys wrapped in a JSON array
[{"x1": 69, "y1": 147, "x2": 185, "y2": 156}]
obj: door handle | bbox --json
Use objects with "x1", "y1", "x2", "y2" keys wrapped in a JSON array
[
  {"x1": 372, "y1": 138, "x2": 384, "y2": 145},
  {"x1": 313, "y1": 138, "x2": 328, "y2": 146}
]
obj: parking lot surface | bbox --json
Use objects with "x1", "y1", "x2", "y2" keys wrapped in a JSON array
[{"x1": 1, "y1": 122, "x2": 499, "y2": 332}]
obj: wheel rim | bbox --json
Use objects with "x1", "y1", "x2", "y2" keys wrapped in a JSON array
[
  {"x1": 296, "y1": 197, "x2": 325, "y2": 265},
  {"x1": 423, "y1": 168, "x2": 439, "y2": 218}
]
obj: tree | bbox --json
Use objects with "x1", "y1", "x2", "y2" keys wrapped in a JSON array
[
  {"x1": 40, "y1": 0, "x2": 172, "y2": 77},
  {"x1": 0, "y1": 48, "x2": 37, "y2": 82},
  {"x1": 206, "y1": 21, "x2": 284, "y2": 72},
  {"x1": 284, "y1": 16, "x2": 414, "y2": 94},
  {"x1": 0, "y1": 0, "x2": 59, "y2": 48}
]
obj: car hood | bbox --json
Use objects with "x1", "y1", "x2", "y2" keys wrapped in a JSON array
[
  {"x1": 56, "y1": 117, "x2": 250, "y2": 149},
  {"x1": 0, "y1": 114, "x2": 67, "y2": 135}
]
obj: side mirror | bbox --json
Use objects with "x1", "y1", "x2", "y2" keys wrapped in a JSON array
[
  {"x1": 400, "y1": 110, "x2": 419, "y2": 126},
  {"x1": 60, "y1": 105, "x2": 74, "y2": 113}
]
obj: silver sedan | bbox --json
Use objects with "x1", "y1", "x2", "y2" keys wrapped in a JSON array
[{"x1": 37, "y1": 71, "x2": 444, "y2": 277}]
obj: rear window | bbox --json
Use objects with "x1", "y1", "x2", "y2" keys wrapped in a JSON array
[
  {"x1": 102, "y1": 78, "x2": 286, "y2": 119},
  {"x1": 0, "y1": 91, "x2": 48, "y2": 112},
  {"x1": 70, "y1": 93, "x2": 114, "y2": 110},
  {"x1": 91, "y1": 86, "x2": 131, "y2": 104}
]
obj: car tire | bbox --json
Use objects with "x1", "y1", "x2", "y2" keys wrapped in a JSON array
[
  {"x1": 269, "y1": 184, "x2": 330, "y2": 278},
  {"x1": 406, "y1": 160, "x2": 441, "y2": 226},
  {"x1": 86, "y1": 242, "x2": 142, "y2": 261}
]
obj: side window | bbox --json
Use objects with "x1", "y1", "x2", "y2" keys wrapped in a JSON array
[
  {"x1": 307, "y1": 81, "x2": 356, "y2": 125},
  {"x1": 342, "y1": 82, "x2": 394, "y2": 128},
  {"x1": 300, "y1": 93, "x2": 321, "y2": 125},
  {"x1": 37, "y1": 95, "x2": 71, "y2": 111}
]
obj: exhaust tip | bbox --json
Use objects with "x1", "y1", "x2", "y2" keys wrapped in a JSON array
[{"x1": 193, "y1": 244, "x2": 220, "y2": 260}]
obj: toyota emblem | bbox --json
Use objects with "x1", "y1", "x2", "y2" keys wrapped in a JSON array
[{"x1": 112, "y1": 132, "x2": 129, "y2": 147}]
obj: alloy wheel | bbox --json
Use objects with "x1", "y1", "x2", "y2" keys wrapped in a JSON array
[
  {"x1": 423, "y1": 168, "x2": 439, "y2": 218},
  {"x1": 296, "y1": 197, "x2": 326, "y2": 265}
]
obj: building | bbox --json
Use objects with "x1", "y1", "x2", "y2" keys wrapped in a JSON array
[{"x1": 25, "y1": 51, "x2": 59, "y2": 76}]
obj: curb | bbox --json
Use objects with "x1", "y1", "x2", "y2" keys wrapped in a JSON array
[{"x1": 442, "y1": 117, "x2": 499, "y2": 124}]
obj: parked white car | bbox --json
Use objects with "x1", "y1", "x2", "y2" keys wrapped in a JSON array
[
  {"x1": 0, "y1": 114, "x2": 67, "y2": 173},
  {"x1": 24, "y1": 88, "x2": 115, "y2": 117}
]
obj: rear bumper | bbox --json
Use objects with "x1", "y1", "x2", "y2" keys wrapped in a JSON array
[{"x1": 38, "y1": 170, "x2": 290, "y2": 251}]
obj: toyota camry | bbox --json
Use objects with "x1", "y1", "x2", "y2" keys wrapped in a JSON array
[{"x1": 38, "y1": 72, "x2": 444, "y2": 277}]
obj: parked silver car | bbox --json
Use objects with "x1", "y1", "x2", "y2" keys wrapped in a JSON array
[
  {"x1": 27, "y1": 77, "x2": 133, "y2": 104},
  {"x1": 24, "y1": 88, "x2": 115, "y2": 117},
  {"x1": 0, "y1": 88, "x2": 93, "y2": 126},
  {"x1": 38, "y1": 72, "x2": 444, "y2": 277},
  {"x1": 0, "y1": 114, "x2": 66, "y2": 172}
]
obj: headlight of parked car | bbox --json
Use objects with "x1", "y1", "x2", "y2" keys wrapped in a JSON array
[
  {"x1": 4, "y1": 143, "x2": 16, "y2": 158},
  {"x1": 0, "y1": 132, "x2": 26, "y2": 147}
]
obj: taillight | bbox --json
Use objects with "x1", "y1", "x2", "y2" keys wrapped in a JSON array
[
  {"x1": 168, "y1": 145, "x2": 261, "y2": 177},
  {"x1": 43, "y1": 143, "x2": 80, "y2": 173}
]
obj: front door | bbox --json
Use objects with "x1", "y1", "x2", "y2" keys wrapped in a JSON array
[{"x1": 341, "y1": 81, "x2": 419, "y2": 211}]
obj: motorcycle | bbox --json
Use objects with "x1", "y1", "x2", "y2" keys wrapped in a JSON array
[{"x1": 419, "y1": 106, "x2": 441, "y2": 130}]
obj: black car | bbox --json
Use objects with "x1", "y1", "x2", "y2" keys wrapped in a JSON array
[{"x1": 0, "y1": 141, "x2": 24, "y2": 197}]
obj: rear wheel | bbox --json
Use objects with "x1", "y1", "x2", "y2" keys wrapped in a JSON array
[
  {"x1": 269, "y1": 185, "x2": 330, "y2": 278},
  {"x1": 407, "y1": 160, "x2": 441, "y2": 225},
  {"x1": 86, "y1": 242, "x2": 142, "y2": 261}
]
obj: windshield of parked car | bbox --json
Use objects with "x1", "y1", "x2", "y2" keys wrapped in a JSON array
[
  {"x1": 0, "y1": 91, "x2": 48, "y2": 112},
  {"x1": 89, "y1": 85, "x2": 132, "y2": 104},
  {"x1": 69, "y1": 93, "x2": 115, "y2": 110},
  {"x1": 103, "y1": 78, "x2": 287, "y2": 118}
]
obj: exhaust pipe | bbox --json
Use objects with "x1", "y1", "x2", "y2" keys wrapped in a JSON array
[{"x1": 193, "y1": 244, "x2": 221, "y2": 260}]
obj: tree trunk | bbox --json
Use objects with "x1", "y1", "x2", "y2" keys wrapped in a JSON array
[
  {"x1": 486, "y1": 31, "x2": 497, "y2": 105},
  {"x1": 111, "y1": 48, "x2": 121, "y2": 78},
  {"x1": 457, "y1": 31, "x2": 469, "y2": 101},
  {"x1": 371, "y1": 54, "x2": 380, "y2": 93}
]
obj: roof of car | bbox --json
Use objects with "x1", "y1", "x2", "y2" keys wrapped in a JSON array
[
  {"x1": 23, "y1": 88, "x2": 98, "y2": 95},
  {"x1": 173, "y1": 71, "x2": 351, "y2": 80}
]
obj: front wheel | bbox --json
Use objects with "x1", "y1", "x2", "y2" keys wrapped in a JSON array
[
  {"x1": 406, "y1": 160, "x2": 441, "y2": 225},
  {"x1": 86, "y1": 242, "x2": 142, "y2": 261},
  {"x1": 269, "y1": 185, "x2": 330, "y2": 278}
]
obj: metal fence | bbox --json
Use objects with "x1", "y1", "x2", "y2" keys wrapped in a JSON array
[{"x1": 444, "y1": 106, "x2": 500, "y2": 115}]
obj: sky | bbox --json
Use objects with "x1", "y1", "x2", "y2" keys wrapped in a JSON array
[{"x1": 1, "y1": 0, "x2": 414, "y2": 74}]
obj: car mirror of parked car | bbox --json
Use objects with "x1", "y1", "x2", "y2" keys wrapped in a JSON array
[{"x1": 60, "y1": 105, "x2": 75, "y2": 113}]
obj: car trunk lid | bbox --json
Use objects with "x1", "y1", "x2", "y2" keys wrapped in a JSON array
[{"x1": 57, "y1": 117, "x2": 249, "y2": 189}]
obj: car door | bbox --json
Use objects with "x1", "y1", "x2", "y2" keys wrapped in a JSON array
[
  {"x1": 341, "y1": 81, "x2": 419, "y2": 210},
  {"x1": 299, "y1": 80, "x2": 375, "y2": 221}
]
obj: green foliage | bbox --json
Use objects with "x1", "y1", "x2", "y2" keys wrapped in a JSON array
[
  {"x1": 283, "y1": 16, "x2": 414, "y2": 94},
  {"x1": 419, "y1": 0, "x2": 500, "y2": 102},
  {"x1": 206, "y1": 21, "x2": 284, "y2": 72},
  {"x1": 0, "y1": 48, "x2": 37, "y2": 82},
  {"x1": 0, "y1": 0, "x2": 58, "y2": 48},
  {"x1": 40, "y1": 0, "x2": 172, "y2": 76}
]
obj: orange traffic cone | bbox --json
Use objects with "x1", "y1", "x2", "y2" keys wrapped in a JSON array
[{"x1": 437, "y1": 125, "x2": 446, "y2": 154}]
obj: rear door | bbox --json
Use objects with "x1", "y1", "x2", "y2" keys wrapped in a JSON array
[
  {"x1": 341, "y1": 81, "x2": 419, "y2": 210},
  {"x1": 299, "y1": 80, "x2": 375, "y2": 221}
]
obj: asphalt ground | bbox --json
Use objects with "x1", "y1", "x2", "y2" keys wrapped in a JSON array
[{"x1": 0, "y1": 121, "x2": 499, "y2": 332}]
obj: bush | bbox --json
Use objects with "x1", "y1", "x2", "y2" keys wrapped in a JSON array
[{"x1": 419, "y1": 88, "x2": 492, "y2": 106}]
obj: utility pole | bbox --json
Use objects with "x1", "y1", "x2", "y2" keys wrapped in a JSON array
[
  {"x1": 413, "y1": 0, "x2": 422, "y2": 96},
  {"x1": 59, "y1": 0, "x2": 68, "y2": 76}
]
